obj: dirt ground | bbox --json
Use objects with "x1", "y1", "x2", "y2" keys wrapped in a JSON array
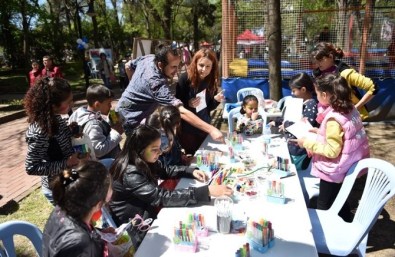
[{"x1": 360, "y1": 122, "x2": 395, "y2": 257}]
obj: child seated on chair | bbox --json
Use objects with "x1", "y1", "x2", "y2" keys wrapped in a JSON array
[
  {"x1": 235, "y1": 95, "x2": 263, "y2": 135},
  {"x1": 291, "y1": 74, "x2": 370, "y2": 222},
  {"x1": 272, "y1": 73, "x2": 319, "y2": 170},
  {"x1": 69, "y1": 85, "x2": 123, "y2": 160}
]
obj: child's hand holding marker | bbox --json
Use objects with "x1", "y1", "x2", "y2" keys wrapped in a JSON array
[{"x1": 192, "y1": 169, "x2": 208, "y2": 182}]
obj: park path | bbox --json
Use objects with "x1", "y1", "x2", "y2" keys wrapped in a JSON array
[{"x1": 0, "y1": 117, "x2": 40, "y2": 207}]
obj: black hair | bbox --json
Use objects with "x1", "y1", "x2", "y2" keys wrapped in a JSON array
[
  {"x1": 100, "y1": 53, "x2": 107, "y2": 58},
  {"x1": 51, "y1": 160, "x2": 111, "y2": 221},
  {"x1": 146, "y1": 106, "x2": 181, "y2": 154},
  {"x1": 154, "y1": 43, "x2": 181, "y2": 67},
  {"x1": 289, "y1": 72, "x2": 315, "y2": 93},
  {"x1": 24, "y1": 77, "x2": 72, "y2": 136},
  {"x1": 315, "y1": 74, "x2": 354, "y2": 114},
  {"x1": 240, "y1": 95, "x2": 259, "y2": 115},
  {"x1": 110, "y1": 125, "x2": 161, "y2": 183},
  {"x1": 86, "y1": 84, "x2": 114, "y2": 106}
]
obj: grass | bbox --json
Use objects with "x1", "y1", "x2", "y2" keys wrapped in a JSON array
[{"x1": 0, "y1": 188, "x2": 53, "y2": 256}]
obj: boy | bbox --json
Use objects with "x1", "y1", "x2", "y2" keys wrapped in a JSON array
[{"x1": 69, "y1": 85, "x2": 123, "y2": 159}]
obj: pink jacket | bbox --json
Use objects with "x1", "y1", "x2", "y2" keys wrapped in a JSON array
[{"x1": 311, "y1": 107, "x2": 370, "y2": 183}]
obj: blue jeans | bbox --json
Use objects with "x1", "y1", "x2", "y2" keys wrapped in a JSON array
[
  {"x1": 100, "y1": 158, "x2": 114, "y2": 171},
  {"x1": 42, "y1": 185, "x2": 54, "y2": 205},
  {"x1": 101, "y1": 74, "x2": 111, "y2": 88}
]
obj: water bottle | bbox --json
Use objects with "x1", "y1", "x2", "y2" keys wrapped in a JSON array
[{"x1": 262, "y1": 124, "x2": 272, "y2": 157}]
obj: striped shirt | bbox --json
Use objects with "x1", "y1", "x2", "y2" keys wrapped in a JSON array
[{"x1": 25, "y1": 115, "x2": 74, "y2": 190}]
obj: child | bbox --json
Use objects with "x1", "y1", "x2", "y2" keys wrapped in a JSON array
[
  {"x1": 311, "y1": 42, "x2": 378, "y2": 120},
  {"x1": 69, "y1": 85, "x2": 123, "y2": 160},
  {"x1": 292, "y1": 74, "x2": 370, "y2": 222},
  {"x1": 280, "y1": 73, "x2": 319, "y2": 170},
  {"x1": 109, "y1": 125, "x2": 233, "y2": 247},
  {"x1": 28, "y1": 60, "x2": 41, "y2": 87},
  {"x1": 235, "y1": 95, "x2": 263, "y2": 135},
  {"x1": 24, "y1": 77, "x2": 82, "y2": 203},
  {"x1": 42, "y1": 160, "x2": 112, "y2": 257},
  {"x1": 145, "y1": 105, "x2": 186, "y2": 166}
]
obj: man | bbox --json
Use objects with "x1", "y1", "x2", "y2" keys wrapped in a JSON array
[
  {"x1": 117, "y1": 44, "x2": 224, "y2": 142},
  {"x1": 41, "y1": 55, "x2": 63, "y2": 78}
]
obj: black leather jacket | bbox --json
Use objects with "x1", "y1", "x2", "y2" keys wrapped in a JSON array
[
  {"x1": 109, "y1": 161, "x2": 210, "y2": 226},
  {"x1": 43, "y1": 207, "x2": 104, "y2": 257}
]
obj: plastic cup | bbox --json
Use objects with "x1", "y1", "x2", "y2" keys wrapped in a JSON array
[{"x1": 214, "y1": 196, "x2": 233, "y2": 234}]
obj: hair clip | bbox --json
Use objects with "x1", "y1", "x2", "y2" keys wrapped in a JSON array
[
  {"x1": 63, "y1": 169, "x2": 79, "y2": 187},
  {"x1": 165, "y1": 113, "x2": 170, "y2": 119}
]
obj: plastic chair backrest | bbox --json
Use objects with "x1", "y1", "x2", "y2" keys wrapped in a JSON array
[
  {"x1": 236, "y1": 87, "x2": 265, "y2": 107},
  {"x1": 0, "y1": 220, "x2": 43, "y2": 257},
  {"x1": 328, "y1": 158, "x2": 395, "y2": 252},
  {"x1": 227, "y1": 106, "x2": 267, "y2": 133},
  {"x1": 277, "y1": 96, "x2": 293, "y2": 112}
]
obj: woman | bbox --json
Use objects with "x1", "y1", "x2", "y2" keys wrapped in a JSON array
[
  {"x1": 311, "y1": 42, "x2": 378, "y2": 120},
  {"x1": 176, "y1": 48, "x2": 224, "y2": 154},
  {"x1": 42, "y1": 160, "x2": 112, "y2": 257}
]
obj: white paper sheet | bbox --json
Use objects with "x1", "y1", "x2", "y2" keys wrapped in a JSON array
[
  {"x1": 195, "y1": 89, "x2": 207, "y2": 113},
  {"x1": 285, "y1": 120, "x2": 317, "y2": 140},
  {"x1": 283, "y1": 98, "x2": 303, "y2": 122}
]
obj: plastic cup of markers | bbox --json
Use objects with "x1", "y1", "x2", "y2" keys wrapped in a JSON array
[{"x1": 215, "y1": 196, "x2": 233, "y2": 234}]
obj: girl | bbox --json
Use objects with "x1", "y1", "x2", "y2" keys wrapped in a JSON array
[
  {"x1": 145, "y1": 105, "x2": 186, "y2": 166},
  {"x1": 42, "y1": 160, "x2": 112, "y2": 257},
  {"x1": 235, "y1": 95, "x2": 263, "y2": 135},
  {"x1": 176, "y1": 48, "x2": 224, "y2": 155},
  {"x1": 281, "y1": 73, "x2": 319, "y2": 170},
  {"x1": 28, "y1": 60, "x2": 41, "y2": 87},
  {"x1": 24, "y1": 77, "x2": 81, "y2": 203},
  {"x1": 311, "y1": 42, "x2": 378, "y2": 120},
  {"x1": 109, "y1": 125, "x2": 233, "y2": 246},
  {"x1": 292, "y1": 74, "x2": 370, "y2": 222}
]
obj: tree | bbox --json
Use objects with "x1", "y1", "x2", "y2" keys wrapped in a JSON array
[{"x1": 267, "y1": 0, "x2": 282, "y2": 101}]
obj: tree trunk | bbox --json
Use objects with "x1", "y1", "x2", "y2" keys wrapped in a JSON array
[
  {"x1": 359, "y1": 0, "x2": 373, "y2": 75},
  {"x1": 20, "y1": 0, "x2": 31, "y2": 67},
  {"x1": 267, "y1": 0, "x2": 282, "y2": 101}
]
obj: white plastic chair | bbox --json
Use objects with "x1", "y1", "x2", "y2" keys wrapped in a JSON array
[
  {"x1": 0, "y1": 220, "x2": 43, "y2": 257},
  {"x1": 236, "y1": 87, "x2": 265, "y2": 106},
  {"x1": 88, "y1": 62, "x2": 100, "y2": 79},
  {"x1": 227, "y1": 106, "x2": 267, "y2": 133},
  {"x1": 308, "y1": 158, "x2": 395, "y2": 257},
  {"x1": 222, "y1": 87, "x2": 265, "y2": 120}
]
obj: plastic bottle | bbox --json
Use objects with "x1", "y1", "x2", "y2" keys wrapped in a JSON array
[
  {"x1": 71, "y1": 134, "x2": 96, "y2": 160},
  {"x1": 262, "y1": 124, "x2": 272, "y2": 157}
]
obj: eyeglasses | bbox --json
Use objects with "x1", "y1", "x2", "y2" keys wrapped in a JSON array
[{"x1": 130, "y1": 214, "x2": 153, "y2": 232}]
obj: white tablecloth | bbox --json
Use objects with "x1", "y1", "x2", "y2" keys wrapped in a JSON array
[{"x1": 135, "y1": 134, "x2": 318, "y2": 257}]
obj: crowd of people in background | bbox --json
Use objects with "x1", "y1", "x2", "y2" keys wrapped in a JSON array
[{"x1": 21, "y1": 41, "x2": 379, "y2": 256}]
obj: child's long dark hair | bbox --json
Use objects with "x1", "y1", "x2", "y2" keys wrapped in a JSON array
[
  {"x1": 289, "y1": 72, "x2": 315, "y2": 93},
  {"x1": 24, "y1": 77, "x2": 72, "y2": 136},
  {"x1": 110, "y1": 125, "x2": 161, "y2": 183},
  {"x1": 315, "y1": 74, "x2": 354, "y2": 114},
  {"x1": 146, "y1": 106, "x2": 181, "y2": 154},
  {"x1": 240, "y1": 95, "x2": 258, "y2": 115},
  {"x1": 51, "y1": 160, "x2": 111, "y2": 221}
]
